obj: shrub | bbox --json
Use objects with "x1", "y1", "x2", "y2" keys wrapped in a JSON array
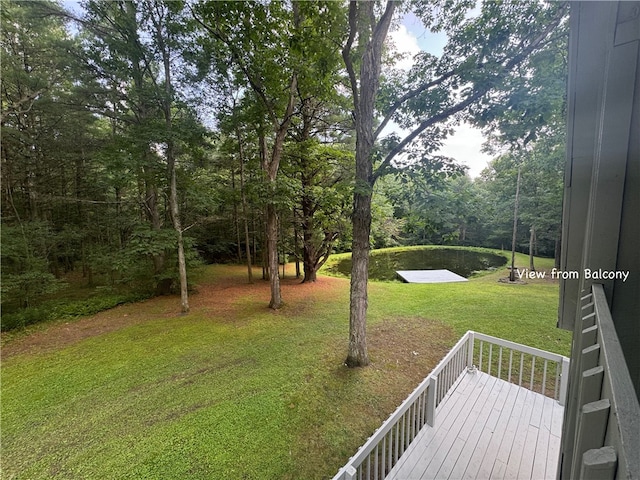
[{"x1": 0, "y1": 292, "x2": 149, "y2": 331}]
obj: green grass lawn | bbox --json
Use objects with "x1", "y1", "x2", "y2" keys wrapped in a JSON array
[{"x1": 1, "y1": 248, "x2": 571, "y2": 479}]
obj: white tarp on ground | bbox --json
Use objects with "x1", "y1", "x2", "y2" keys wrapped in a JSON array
[{"x1": 396, "y1": 269, "x2": 468, "y2": 283}]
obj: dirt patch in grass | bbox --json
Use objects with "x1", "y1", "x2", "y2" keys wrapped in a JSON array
[
  {"x1": 1, "y1": 269, "x2": 347, "y2": 359},
  {"x1": 291, "y1": 316, "x2": 457, "y2": 479},
  {"x1": 368, "y1": 316, "x2": 456, "y2": 373}
]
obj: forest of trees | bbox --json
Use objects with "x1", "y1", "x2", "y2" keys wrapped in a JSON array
[{"x1": 1, "y1": 1, "x2": 568, "y2": 364}]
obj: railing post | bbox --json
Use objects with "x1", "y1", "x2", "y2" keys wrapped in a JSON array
[
  {"x1": 572, "y1": 399, "x2": 611, "y2": 476},
  {"x1": 582, "y1": 324, "x2": 598, "y2": 348},
  {"x1": 580, "y1": 366, "x2": 604, "y2": 407},
  {"x1": 582, "y1": 344, "x2": 601, "y2": 372},
  {"x1": 426, "y1": 376, "x2": 436, "y2": 427},
  {"x1": 344, "y1": 465, "x2": 357, "y2": 480},
  {"x1": 559, "y1": 357, "x2": 570, "y2": 406},
  {"x1": 467, "y1": 331, "x2": 475, "y2": 368},
  {"x1": 580, "y1": 446, "x2": 617, "y2": 480}
]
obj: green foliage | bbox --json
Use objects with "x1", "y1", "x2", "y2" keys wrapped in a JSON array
[
  {"x1": 373, "y1": 0, "x2": 568, "y2": 180},
  {"x1": 1, "y1": 223, "x2": 65, "y2": 308},
  {"x1": 0, "y1": 292, "x2": 148, "y2": 331},
  {"x1": 1, "y1": 270, "x2": 64, "y2": 312},
  {"x1": 475, "y1": 131, "x2": 564, "y2": 257},
  {"x1": 371, "y1": 189, "x2": 404, "y2": 249}
]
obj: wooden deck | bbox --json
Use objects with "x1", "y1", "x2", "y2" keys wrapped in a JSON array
[{"x1": 386, "y1": 370, "x2": 564, "y2": 480}]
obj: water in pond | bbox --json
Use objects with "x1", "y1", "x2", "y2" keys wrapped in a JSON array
[{"x1": 329, "y1": 248, "x2": 506, "y2": 281}]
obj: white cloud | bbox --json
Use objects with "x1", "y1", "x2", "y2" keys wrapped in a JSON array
[
  {"x1": 439, "y1": 123, "x2": 493, "y2": 178},
  {"x1": 388, "y1": 24, "x2": 421, "y2": 71}
]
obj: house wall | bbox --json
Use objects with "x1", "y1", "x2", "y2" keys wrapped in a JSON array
[
  {"x1": 559, "y1": 0, "x2": 639, "y2": 399},
  {"x1": 558, "y1": 2, "x2": 639, "y2": 478}
]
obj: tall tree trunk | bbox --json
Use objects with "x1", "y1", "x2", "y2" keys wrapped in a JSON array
[
  {"x1": 300, "y1": 179, "x2": 318, "y2": 283},
  {"x1": 342, "y1": 1, "x2": 396, "y2": 367},
  {"x1": 237, "y1": 129, "x2": 253, "y2": 283},
  {"x1": 347, "y1": 186, "x2": 373, "y2": 367},
  {"x1": 252, "y1": 216, "x2": 259, "y2": 278},
  {"x1": 169, "y1": 150, "x2": 189, "y2": 313},
  {"x1": 259, "y1": 70, "x2": 297, "y2": 308},
  {"x1": 194, "y1": 4, "x2": 301, "y2": 308},
  {"x1": 302, "y1": 234, "x2": 317, "y2": 282},
  {"x1": 509, "y1": 165, "x2": 522, "y2": 282},
  {"x1": 529, "y1": 225, "x2": 536, "y2": 272},
  {"x1": 280, "y1": 215, "x2": 286, "y2": 278},
  {"x1": 294, "y1": 211, "x2": 301, "y2": 279},
  {"x1": 153, "y1": 7, "x2": 188, "y2": 312},
  {"x1": 231, "y1": 168, "x2": 242, "y2": 263},
  {"x1": 265, "y1": 202, "x2": 282, "y2": 308}
]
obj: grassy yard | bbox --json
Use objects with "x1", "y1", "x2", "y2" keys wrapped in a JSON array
[{"x1": 1, "y1": 248, "x2": 571, "y2": 479}]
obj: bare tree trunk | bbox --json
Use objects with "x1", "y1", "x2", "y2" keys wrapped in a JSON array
[
  {"x1": 294, "y1": 210, "x2": 301, "y2": 279},
  {"x1": 237, "y1": 130, "x2": 253, "y2": 283},
  {"x1": 265, "y1": 203, "x2": 282, "y2": 308},
  {"x1": 259, "y1": 129, "x2": 283, "y2": 307},
  {"x1": 280, "y1": 216, "x2": 286, "y2": 278},
  {"x1": 510, "y1": 165, "x2": 522, "y2": 282},
  {"x1": 169, "y1": 154, "x2": 189, "y2": 313},
  {"x1": 529, "y1": 225, "x2": 536, "y2": 272},
  {"x1": 252, "y1": 216, "x2": 259, "y2": 277},
  {"x1": 260, "y1": 70, "x2": 297, "y2": 309},
  {"x1": 153, "y1": 5, "x2": 188, "y2": 312},
  {"x1": 348, "y1": 187, "x2": 373, "y2": 367},
  {"x1": 342, "y1": 1, "x2": 396, "y2": 367},
  {"x1": 300, "y1": 180, "x2": 318, "y2": 283},
  {"x1": 231, "y1": 169, "x2": 242, "y2": 263}
]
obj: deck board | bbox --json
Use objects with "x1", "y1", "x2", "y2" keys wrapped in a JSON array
[
  {"x1": 386, "y1": 371, "x2": 564, "y2": 480},
  {"x1": 446, "y1": 377, "x2": 505, "y2": 479},
  {"x1": 504, "y1": 390, "x2": 535, "y2": 479}
]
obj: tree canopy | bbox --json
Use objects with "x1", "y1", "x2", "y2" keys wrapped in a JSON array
[{"x1": 1, "y1": 0, "x2": 568, "y2": 364}]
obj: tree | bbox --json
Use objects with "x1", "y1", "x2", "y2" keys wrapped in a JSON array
[
  {"x1": 191, "y1": 1, "x2": 347, "y2": 307},
  {"x1": 510, "y1": 162, "x2": 522, "y2": 281},
  {"x1": 284, "y1": 141, "x2": 354, "y2": 282},
  {"x1": 341, "y1": 0, "x2": 568, "y2": 366},
  {"x1": 72, "y1": 0, "x2": 204, "y2": 300},
  {"x1": 479, "y1": 26, "x2": 568, "y2": 269},
  {"x1": 143, "y1": 0, "x2": 191, "y2": 312},
  {"x1": 191, "y1": 1, "x2": 304, "y2": 309},
  {"x1": 1, "y1": 1, "x2": 100, "y2": 307},
  {"x1": 475, "y1": 126, "x2": 564, "y2": 271},
  {"x1": 341, "y1": 1, "x2": 397, "y2": 367},
  {"x1": 80, "y1": 0, "x2": 169, "y2": 285}
]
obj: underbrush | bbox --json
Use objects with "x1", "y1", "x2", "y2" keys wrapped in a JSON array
[
  {"x1": 1, "y1": 292, "x2": 150, "y2": 331},
  {"x1": 2, "y1": 266, "x2": 207, "y2": 333}
]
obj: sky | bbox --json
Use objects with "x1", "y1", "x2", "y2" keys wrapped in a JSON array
[{"x1": 388, "y1": 13, "x2": 493, "y2": 178}]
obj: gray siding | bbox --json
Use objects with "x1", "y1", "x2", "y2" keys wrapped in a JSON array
[
  {"x1": 559, "y1": 0, "x2": 639, "y2": 396},
  {"x1": 558, "y1": 2, "x2": 640, "y2": 479}
]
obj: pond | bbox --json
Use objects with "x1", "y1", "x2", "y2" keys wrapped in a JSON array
[{"x1": 328, "y1": 247, "x2": 507, "y2": 281}]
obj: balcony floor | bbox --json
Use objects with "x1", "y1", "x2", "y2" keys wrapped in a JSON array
[{"x1": 386, "y1": 370, "x2": 564, "y2": 480}]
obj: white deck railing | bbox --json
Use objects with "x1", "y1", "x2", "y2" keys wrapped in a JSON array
[
  {"x1": 332, "y1": 330, "x2": 570, "y2": 480},
  {"x1": 471, "y1": 331, "x2": 570, "y2": 404}
]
